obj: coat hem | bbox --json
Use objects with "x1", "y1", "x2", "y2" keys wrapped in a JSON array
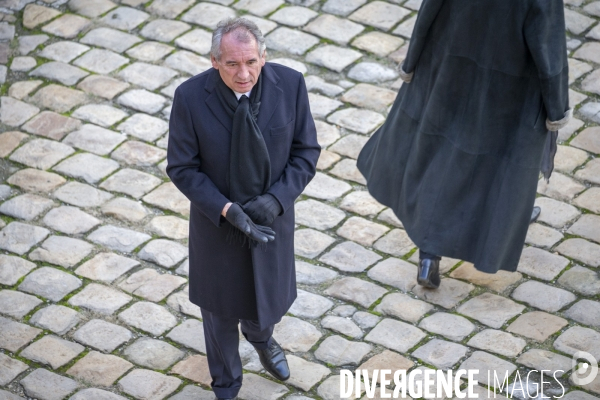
[{"x1": 546, "y1": 109, "x2": 572, "y2": 131}]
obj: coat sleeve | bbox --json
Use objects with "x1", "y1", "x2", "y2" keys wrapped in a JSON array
[
  {"x1": 524, "y1": 0, "x2": 571, "y2": 130},
  {"x1": 400, "y1": 0, "x2": 444, "y2": 82},
  {"x1": 166, "y1": 87, "x2": 230, "y2": 227},
  {"x1": 267, "y1": 74, "x2": 321, "y2": 213}
]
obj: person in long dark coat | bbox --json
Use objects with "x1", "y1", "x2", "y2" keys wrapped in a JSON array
[
  {"x1": 166, "y1": 18, "x2": 320, "y2": 400},
  {"x1": 357, "y1": 0, "x2": 570, "y2": 288}
]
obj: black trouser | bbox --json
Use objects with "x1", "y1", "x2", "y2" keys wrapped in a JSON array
[
  {"x1": 201, "y1": 308, "x2": 274, "y2": 399},
  {"x1": 420, "y1": 249, "x2": 441, "y2": 260}
]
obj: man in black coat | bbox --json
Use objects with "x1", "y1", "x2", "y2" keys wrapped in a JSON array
[{"x1": 166, "y1": 17, "x2": 320, "y2": 400}]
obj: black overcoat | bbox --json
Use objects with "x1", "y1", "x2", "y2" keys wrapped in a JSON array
[
  {"x1": 167, "y1": 63, "x2": 320, "y2": 329},
  {"x1": 357, "y1": 0, "x2": 570, "y2": 273}
]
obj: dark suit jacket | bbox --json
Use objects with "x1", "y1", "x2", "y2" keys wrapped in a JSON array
[{"x1": 167, "y1": 63, "x2": 320, "y2": 328}]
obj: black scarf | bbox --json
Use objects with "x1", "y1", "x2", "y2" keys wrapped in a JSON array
[{"x1": 215, "y1": 74, "x2": 271, "y2": 204}]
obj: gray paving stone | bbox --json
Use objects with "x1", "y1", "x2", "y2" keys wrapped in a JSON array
[
  {"x1": 339, "y1": 191, "x2": 384, "y2": 218},
  {"x1": 69, "y1": 0, "x2": 116, "y2": 18},
  {"x1": 67, "y1": 351, "x2": 133, "y2": 387},
  {"x1": 0, "y1": 131, "x2": 27, "y2": 158},
  {"x1": 295, "y1": 261, "x2": 338, "y2": 285},
  {"x1": 365, "y1": 318, "x2": 425, "y2": 353},
  {"x1": 512, "y1": 280, "x2": 577, "y2": 312},
  {"x1": 373, "y1": 228, "x2": 415, "y2": 257},
  {"x1": 353, "y1": 312, "x2": 381, "y2": 329},
  {"x1": 43, "y1": 206, "x2": 100, "y2": 234},
  {"x1": 349, "y1": 1, "x2": 410, "y2": 31},
  {"x1": 30, "y1": 84, "x2": 88, "y2": 113},
  {"x1": 168, "y1": 385, "x2": 214, "y2": 400},
  {"x1": 117, "y1": 113, "x2": 168, "y2": 142},
  {"x1": 517, "y1": 349, "x2": 572, "y2": 378},
  {"x1": 328, "y1": 108, "x2": 385, "y2": 134},
  {"x1": 568, "y1": 214, "x2": 600, "y2": 244},
  {"x1": 160, "y1": 77, "x2": 187, "y2": 98},
  {"x1": 534, "y1": 197, "x2": 581, "y2": 228},
  {"x1": 332, "y1": 305, "x2": 356, "y2": 317},
  {"x1": 286, "y1": 355, "x2": 330, "y2": 391},
  {"x1": 243, "y1": 14, "x2": 278, "y2": 35},
  {"x1": 571, "y1": 127, "x2": 600, "y2": 155},
  {"x1": 322, "y1": 0, "x2": 367, "y2": 16},
  {"x1": 77, "y1": 75, "x2": 130, "y2": 100},
  {"x1": 80, "y1": 27, "x2": 142, "y2": 53},
  {"x1": 457, "y1": 293, "x2": 525, "y2": 329},
  {"x1": 576, "y1": 158, "x2": 600, "y2": 184},
  {"x1": 141, "y1": 19, "x2": 190, "y2": 43},
  {"x1": 341, "y1": 83, "x2": 397, "y2": 112},
  {"x1": 558, "y1": 265, "x2": 600, "y2": 296},
  {"x1": 20, "y1": 335, "x2": 84, "y2": 369},
  {"x1": 237, "y1": 372, "x2": 288, "y2": 400},
  {"x1": 100, "y1": 168, "x2": 162, "y2": 199},
  {"x1": 449, "y1": 262, "x2": 522, "y2": 293},
  {"x1": 11, "y1": 138, "x2": 76, "y2": 170},
  {"x1": 318, "y1": 374, "x2": 363, "y2": 400},
  {"x1": 295, "y1": 199, "x2": 345, "y2": 230},
  {"x1": 22, "y1": 111, "x2": 82, "y2": 141},
  {"x1": 266, "y1": 27, "x2": 319, "y2": 55},
  {"x1": 324, "y1": 277, "x2": 387, "y2": 308},
  {"x1": 459, "y1": 351, "x2": 516, "y2": 388},
  {"x1": 418, "y1": 312, "x2": 475, "y2": 342},
  {"x1": 29, "y1": 305, "x2": 81, "y2": 335},
  {"x1": 0, "y1": 255, "x2": 36, "y2": 286},
  {"x1": 412, "y1": 339, "x2": 468, "y2": 369},
  {"x1": 175, "y1": 259, "x2": 189, "y2": 276},
  {"x1": 565, "y1": 299, "x2": 600, "y2": 328},
  {"x1": 306, "y1": 76, "x2": 344, "y2": 97},
  {"x1": 467, "y1": 329, "x2": 526, "y2": 358},
  {"x1": 119, "y1": 268, "x2": 186, "y2": 301},
  {"x1": 73, "y1": 319, "x2": 132, "y2": 352},
  {"x1": 147, "y1": 0, "x2": 194, "y2": 18},
  {"x1": 392, "y1": 14, "x2": 417, "y2": 38},
  {"x1": 38, "y1": 41, "x2": 89, "y2": 63},
  {"x1": 181, "y1": 2, "x2": 236, "y2": 30},
  {"x1": 537, "y1": 172, "x2": 586, "y2": 201},
  {"x1": 118, "y1": 369, "x2": 181, "y2": 400},
  {"x1": 328, "y1": 134, "x2": 368, "y2": 159},
  {"x1": 166, "y1": 319, "x2": 205, "y2": 353},
  {"x1": 20, "y1": 368, "x2": 80, "y2": 400},
  {"x1": 126, "y1": 41, "x2": 174, "y2": 62},
  {"x1": 273, "y1": 316, "x2": 321, "y2": 353},
  {"x1": 306, "y1": 45, "x2": 362, "y2": 72},
  {"x1": 29, "y1": 61, "x2": 88, "y2": 86},
  {"x1": 303, "y1": 172, "x2": 352, "y2": 200},
  {"x1": 559, "y1": 116, "x2": 585, "y2": 142},
  {"x1": 0, "y1": 316, "x2": 42, "y2": 352},
  {"x1": 319, "y1": 241, "x2": 382, "y2": 272},
  {"x1": 10, "y1": 56, "x2": 36, "y2": 72},
  {"x1": 0, "y1": 185, "x2": 10, "y2": 201},
  {"x1": 101, "y1": 197, "x2": 149, "y2": 222},
  {"x1": 118, "y1": 89, "x2": 167, "y2": 114},
  {"x1": 375, "y1": 292, "x2": 433, "y2": 323},
  {"x1": 28, "y1": 236, "x2": 93, "y2": 268},
  {"x1": 0, "y1": 96, "x2": 39, "y2": 127},
  {"x1": 0, "y1": 193, "x2": 54, "y2": 221},
  {"x1": 305, "y1": 14, "x2": 364, "y2": 45},
  {"x1": 574, "y1": 187, "x2": 600, "y2": 214},
  {"x1": 18, "y1": 34, "x2": 49, "y2": 55},
  {"x1": 556, "y1": 391, "x2": 598, "y2": 400},
  {"x1": 554, "y1": 326, "x2": 600, "y2": 359},
  {"x1": 111, "y1": 140, "x2": 166, "y2": 166},
  {"x1": 74, "y1": 49, "x2": 129, "y2": 76},
  {"x1": 0, "y1": 353, "x2": 28, "y2": 386},
  {"x1": 294, "y1": 228, "x2": 336, "y2": 259},
  {"x1": 53, "y1": 153, "x2": 119, "y2": 184},
  {"x1": 88, "y1": 225, "x2": 151, "y2": 253},
  {"x1": 100, "y1": 6, "x2": 149, "y2": 30},
  {"x1": 143, "y1": 182, "x2": 190, "y2": 216},
  {"x1": 269, "y1": 6, "x2": 317, "y2": 27},
  {"x1": 315, "y1": 335, "x2": 372, "y2": 366},
  {"x1": 357, "y1": 350, "x2": 413, "y2": 387},
  {"x1": 321, "y1": 316, "x2": 363, "y2": 339},
  {"x1": 565, "y1": 8, "x2": 596, "y2": 35},
  {"x1": 329, "y1": 158, "x2": 366, "y2": 184},
  {"x1": 68, "y1": 283, "x2": 132, "y2": 315},
  {"x1": 308, "y1": 93, "x2": 343, "y2": 119},
  {"x1": 118, "y1": 62, "x2": 178, "y2": 91},
  {"x1": 63, "y1": 124, "x2": 126, "y2": 156},
  {"x1": 119, "y1": 301, "x2": 177, "y2": 336},
  {"x1": 122, "y1": 337, "x2": 184, "y2": 370},
  {"x1": 75, "y1": 252, "x2": 138, "y2": 283},
  {"x1": 53, "y1": 182, "x2": 113, "y2": 208},
  {"x1": 337, "y1": 217, "x2": 389, "y2": 246},
  {"x1": 0, "y1": 222, "x2": 49, "y2": 255},
  {"x1": 166, "y1": 288, "x2": 202, "y2": 319},
  {"x1": 348, "y1": 62, "x2": 399, "y2": 83},
  {"x1": 412, "y1": 277, "x2": 473, "y2": 309},
  {"x1": 289, "y1": 289, "x2": 334, "y2": 319},
  {"x1": 41, "y1": 14, "x2": 90, "y2": 39},
  {"x1": 173, "y1": 29, "x2": 211, "y2": 55},
  {"x1": 555, "y1": 144, "x2": 589, "y2": 173},
  {"x1": 146, "y1": 216, "x2": 188, "y2": 240},
  {"x1": 517, "y1": 247, "x2": 569, "y2": 281}
]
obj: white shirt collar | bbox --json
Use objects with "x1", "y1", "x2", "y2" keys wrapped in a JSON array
[{"x1": 233, "y1": 89, "x2": 252, "y2": 100}]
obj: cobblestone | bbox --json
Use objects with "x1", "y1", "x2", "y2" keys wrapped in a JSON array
[
  {"x1": 68, "y1": 283, "x2": 132, "y2": 315},
  {"x1": 512, "y1": 280, "x2": 577, "y2": 312},
  {"x1": 21, "y1": 368, "x2": 80, "y2": 400},
  {"x1": 29, "y1": 305, "x2": 81, "y2": 335}
]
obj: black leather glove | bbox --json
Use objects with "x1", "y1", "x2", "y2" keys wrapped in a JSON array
[
  {"x1": 225, "y1": 203, "x2": 275, "y2": 243},
  {"x1": 242, "y1": 194, "x2": 283, "y2": 226}
]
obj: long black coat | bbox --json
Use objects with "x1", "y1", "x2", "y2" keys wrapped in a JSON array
[
  {"x1": 167, "y1": 63, "x2": 320, "y2": 329},
  {"x1": 357, "y1": 0, "x2": 570, "y2": 273}
]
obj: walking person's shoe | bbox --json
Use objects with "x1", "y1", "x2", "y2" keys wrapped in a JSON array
[
  {"x1": 255, "y1": 338, "x2": 290, "y2": 381},
  {"x1": 417, "y1": 258, "x2": 440, "y2": 289}
]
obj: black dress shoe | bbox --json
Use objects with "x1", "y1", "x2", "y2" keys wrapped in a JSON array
[
  {"x1": 256, "y1": 338, "x2": 290, "y2": 381},
  {"x1": 530, "y1": 206, "x2": 541, "y2": 224},
  {"x1": 417, "y1": 258, "x2": 440, "y2": 289}
]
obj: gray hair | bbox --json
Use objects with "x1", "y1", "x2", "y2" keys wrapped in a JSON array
[{"x1": 211, "y1": 18, "x2": 266, "y2": 61}]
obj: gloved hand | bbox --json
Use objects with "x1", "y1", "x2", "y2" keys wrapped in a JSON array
[
  {"x1": 225, "y1": 203, "x2": 275, "y2": 243},
  {"x1": 242, "y1": 194, "x2": 283, "y2": 226}
]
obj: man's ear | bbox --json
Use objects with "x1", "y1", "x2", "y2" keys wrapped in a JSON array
[
  {"x1": 211, "y1": 54, "x2": 219, "y2": 70},
  {"x1": 261, "y1": 50, "x2": 267, "y2": 66}
]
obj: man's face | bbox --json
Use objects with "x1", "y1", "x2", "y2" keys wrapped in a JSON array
[{"x1": 211, "y1": 31, "x2": 266, "y2": 93}]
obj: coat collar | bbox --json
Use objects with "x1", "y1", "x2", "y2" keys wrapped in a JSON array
[{"x1": 204, "y1": 63, "x2": 283, "y2": 133}]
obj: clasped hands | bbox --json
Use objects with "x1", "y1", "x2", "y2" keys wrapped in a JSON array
[{"x1": 223, "y1": 194, "x2": 282, "y2": 243}]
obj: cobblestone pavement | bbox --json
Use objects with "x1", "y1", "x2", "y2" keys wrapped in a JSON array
[{"x1": 0, "y1": 0, "x2": 599, "y2": 399}]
